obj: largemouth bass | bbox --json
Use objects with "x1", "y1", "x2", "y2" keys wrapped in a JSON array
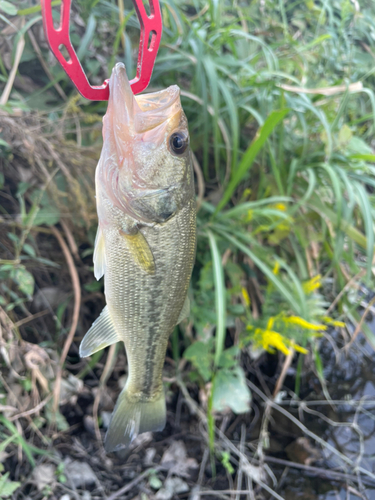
[{"x1": 79, "y1": 63, "x2": 196, "y2": 452}]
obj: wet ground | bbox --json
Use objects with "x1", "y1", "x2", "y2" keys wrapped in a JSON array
[
  {"x1": 3, "y1": 311, "x2": 375, "y2": 499},
  {"x1": 273, "y1": 323, "x2": 375, "y2": 500}
]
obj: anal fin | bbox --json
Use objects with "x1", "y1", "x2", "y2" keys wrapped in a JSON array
[
  {"x1": 79, "y1": 306, "x2": 119, "y2": 358},
  {"x1": 93, "y1": 226, "x2": 106, "y2": 280},
  {"x1": 120, "y1": 229, "x2": 155, "y2": 275},
  {"x1": 177, "y1": 295, "x2": 190, "y2": 324}
]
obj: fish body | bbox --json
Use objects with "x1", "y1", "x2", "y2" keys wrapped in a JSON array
[{"x1": 80, "y1": 63, "x2": 196, "y2": 452}]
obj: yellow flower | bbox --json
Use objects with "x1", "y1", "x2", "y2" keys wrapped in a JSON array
[
  {"x1": 291, "y1": 341, "x2": 310, "y2": 354},
  {"x1": 241, "y1": 287, "x2": 251, "y2": 306},
  {"x1": 254, "y1": 328, "x2": 290, "y2": 355},
  {"x1": 303, "y1": 275, "x2": 322, "y2": 294},
  {"x1": 282, "y1": 315, "x2": 327, "y2": 331},
  {"x1": 266, "y1": 317, "x2": 275, "y2": 330},
  {"x1": 272, "y1": 203, "x2": 287, "y2": 211},
  {"x1": 245, "y1": 210, "x2": 253, "y2": 222},
  {"x1": 253, "y1": 317, "x2": 309, "y2": 356},
  {"x1": 321, "y1": 316, "x2": 345, "y2": 328},
  {"x1": 242, "y1": 188, "x2": 252, "y2": 200},
  {"x1": 272, "y1": 261, "x2": 280, "y2": 275}
]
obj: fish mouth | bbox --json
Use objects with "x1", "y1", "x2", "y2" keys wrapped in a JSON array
[
  {"x1": 108, "y1": 63, "x2": 182, "y2": 134},
  {"x1": 135, "y1": 84, "x2": 182, "y2": 133}
]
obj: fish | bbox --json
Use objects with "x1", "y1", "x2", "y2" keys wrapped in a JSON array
[{"x1": 79, "y1": 63, "x2": 196, "y2": 452}]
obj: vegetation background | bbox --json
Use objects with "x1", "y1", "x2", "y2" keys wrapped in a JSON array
[{"x1": 1, "y1": 0, "x2": 375, "y2": 498}]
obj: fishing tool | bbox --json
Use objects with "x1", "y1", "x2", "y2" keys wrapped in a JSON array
[{"x1": 41, "y1": 0, "x2": 162, "y2": 99}]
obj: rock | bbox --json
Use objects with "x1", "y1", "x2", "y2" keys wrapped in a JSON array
[
  {"x1": 155, "y1": 477, "x2": 189, "y2": 500},
  {"x1": 189, "y1": 485, "x2": 201, "y2": 500},
  {"x1": 165, "y1": 477, "x2": 189, "y2": 494},
  {"x1": 144, "y1": 447, "x2": 157, "y2": 465},
  {"x1": 155, "y1": 488, "x2": 172, "y2": 500},
  {"x1": 161, "y1": 441, "x2": 198, "y2": 477},
  {"x1": 130, "y1": 432, "x2": 153, "y2": 449},
  {"x1": 84, "y1": 415, "x2": 96, "y2": 435},
  {"x1": 32, "y1": 463, "x2": 56, "y2": 491},
  {"x1": 64, "y1": 460, "x2": 96, "y2": 488},
  {"x1": 100, "y1": 411, "x2": 112, "y2": 429}
]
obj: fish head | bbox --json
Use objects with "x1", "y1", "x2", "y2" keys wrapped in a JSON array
[{"x1": 100, "y1": 63, "x2": 193, "y2": 224}]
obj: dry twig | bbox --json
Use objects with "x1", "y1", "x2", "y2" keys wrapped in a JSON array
[
  {"x1": 93, "y1": 344, "x2": 117, "y2": 442},
  {"x1": 51, "y1": 226, "x2": 81, "y2": 414},
  {"x1": 0, "y1": 20, "x2": 25, "y2": 105},
  {"x1": 345, "y1": 295, "x2": 375, "y2": 352},
  {"x1": 278, "y1": 81, "x2": 363, "y2": 96}
]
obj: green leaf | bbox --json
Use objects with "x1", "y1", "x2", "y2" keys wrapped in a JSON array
[
  {"x1": 338, "y1": 124, "x2": 352, "y2": 147},
  {"x1": 349, "y1": 154, "x2": 375, "y2": 162},
  {"x1": 33, "y1": 206, "x2": 60, "y2": 226},
  {"x1": 84, "y1": 280, "x2": 103, "y2": 292},
  {"x1": 0, "y1": 473, "x2": 21, "y2": 498},
  {"x1": 12, "y1": 267, "x2": 34, "y2": 298},
  {"x1": 77, "y1": 14, "x2": 97, "y2": 59},
  {"x1": 218, "y1": 346, "x2": 239, "y2": 369},
  {"x1": 0, "y1": 1, "x2": 17, "y2": 16},
  {"x1": 207, "y1": 230, "x2": 226, "y2": 367},
  {"x1": 17, "y1": 1, "x2": 61, "y2": 16},
  {"x1": 218, "y1": 230, "x2": 299, "y2": 314},
  {"x1": 216, "y1": 109, "x2": 290, "y2": 212},
  {"x1": 184, "y1": 341, "x2": 213, "y2": 381},
  {"x1": 22, "y1": 243, "x2": 35, "y2": 258},
  {"x1": 212, "y1": 366, "x2": 251, "y2": 414},
  {"x1": 354, "y1": 182, "x2": 374, "y2": 281},
  {"x1": 149, "y1": 474, "x2": 162, "y2": 490},
  {"x1": 221, "y1": 451, "x2": 234, "y2": 474}
]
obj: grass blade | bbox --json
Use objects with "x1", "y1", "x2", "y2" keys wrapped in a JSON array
[
  {"x1": 207, "y1": 230, "x2": 226, "y2": 368},
  {"x1": 216, "y1": 109, "x2": 289, "y2": 212},
  {"x1": 217, "y1": 230, "x2": 299, "y2": 314}
]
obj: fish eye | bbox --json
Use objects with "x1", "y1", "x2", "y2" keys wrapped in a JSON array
[{"x1": 169, "y1": 131, "x2": 189, "y2": 155}]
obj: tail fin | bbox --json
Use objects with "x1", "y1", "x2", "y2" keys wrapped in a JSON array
[{"x1": 104, "y1": 386, "x2": 166, "y2": 452}]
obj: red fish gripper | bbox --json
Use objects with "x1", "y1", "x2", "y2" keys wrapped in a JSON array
[{"x1": 41, "y1": 0, "x2": 162, "y2": 100}]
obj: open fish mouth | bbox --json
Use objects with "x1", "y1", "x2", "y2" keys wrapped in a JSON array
[{"x1": 107, "y1": 63, "x2": 183, "y2": 135}]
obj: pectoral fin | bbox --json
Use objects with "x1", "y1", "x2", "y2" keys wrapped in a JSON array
[
  {"x1": 93, "y1": 226, "x2": 106, "y2": 280},
  {"x1": 121, "y1": 229, "x2": 155, "y2": 274},
  {"x1": 79, "y1": 306, "x2": 119, "y2": 358},
  {"x1": 177, "y1": 296, "x2": 190, "y2": 324}
]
